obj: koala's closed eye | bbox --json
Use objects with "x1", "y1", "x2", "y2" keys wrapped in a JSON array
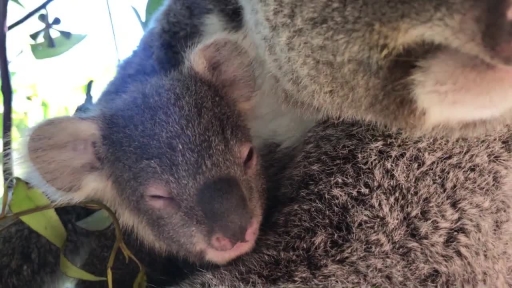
[{"x1": 145, "y1": 183, "x2": 181, "y2": 210}]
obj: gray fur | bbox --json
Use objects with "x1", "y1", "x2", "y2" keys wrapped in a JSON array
[
  {"x1": 0, "y1": 3, "x2": 264, "y2": 285},
  {"x1": 240, "y1": 0, "x2": 512, "y2": 135},
  {"x1": 0, "y1": 207, "x2": 95, "y2": 287},
  {"x1": 3, "y1": 0, "x2": 512, "y2": 287},
  {"x1": 176, "y1": 120, "x2": 512, "y2": 287}
]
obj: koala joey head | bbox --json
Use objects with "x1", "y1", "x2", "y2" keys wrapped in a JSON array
[{"x1": 22, "y1": 37, "x2": 264, "y2": 265}]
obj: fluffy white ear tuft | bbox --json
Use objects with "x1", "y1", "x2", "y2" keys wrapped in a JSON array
[
  {"x1": 26, "y1": 116, "x2": 102, "y2": 194},
  {"x1": 190, "y1": 37, "x2": 256, "y2": 113}
]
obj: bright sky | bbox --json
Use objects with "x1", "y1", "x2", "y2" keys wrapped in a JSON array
[{"x1": 6, "y1": 0, "x2": 147, "y2": 127}]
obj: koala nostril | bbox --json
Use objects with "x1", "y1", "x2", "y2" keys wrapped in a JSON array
[
  {"x1": 210, "y1": 234, "x2": 235, "y2": 251},
  {"x1": 209, "y1": 220, "x2": 260, "y2": 251}
]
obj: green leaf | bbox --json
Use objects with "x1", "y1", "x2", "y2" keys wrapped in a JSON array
[
  {"x1": 0, "y1": 113, "x2": 4, "y2": 137},
  {"x1": 133, "y1": 270, "x2": 147, "y2": 288},
  {"x1": 10, "y1": 0, "x2": 24, "y2": 8},
  {"x1": 76, "y1": 209, "x2": 113, "y2": 231},
  {"x1": 134, "y1": 0, "x2": 164, "y2": 30},
  {"x1": 1, "y1": 181, "x2": 7, "y2": 215},
  {"x1": 131, "y1": 6, "x2": 144, "y2": 29},
  {"x1": 60, "y1": 253, "x2": 106, "y2": 281},
  {"x1": 9, "y1": 178, "x2": 106, "y2": 282},
  {"x1": 41, "y1": 100, "x2": 50, "y2": 119},
  {"x1": 8, "y1": 179, "x2": 66, "y2": 247},
  {"x1": 30, "y1": 34, "x2": 87, "y2": 59},
  {"x1": 145, "y1": 0, "x2": 164, "y2": 24}
]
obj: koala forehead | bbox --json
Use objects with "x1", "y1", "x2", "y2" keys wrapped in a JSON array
[{"x1": 95, "y1": 73, "x2": 250, "y2": 195}]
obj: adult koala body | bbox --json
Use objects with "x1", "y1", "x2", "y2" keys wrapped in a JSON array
[
  {"x1": 241, "y1": 0, "x2": 512, "y2": 134},
  {"x1": 177, "y1": 121, "x2": 512, "y2": 287},
  {"x1": 172, "y1": 0, "x2": 512, "y2": 286},
  {"x1": 3, "y1": 0, "x2": 512, "y2": 288}
]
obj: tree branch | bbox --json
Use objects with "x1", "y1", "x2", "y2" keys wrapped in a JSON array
[
  {"x1": 7, "y1": 0, "x2": 54, "y2": 31},
  {"x1": 0, "y1": 0, "x2": 13, "y2": 189},
  {"x1": 105, "y1": 0, "x2": 120, "y2": 64}
]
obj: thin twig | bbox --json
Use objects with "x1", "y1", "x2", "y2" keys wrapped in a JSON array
[
  {"x1": 105, "y1": 0, "x2": 120, "y2": 64},
  {"x1": 7, "y1": 0, "x2": 54, "y2": 31},
  {"x1": 79, "y1": 201, "x2": 145, "y2": 288},
  {"x1": 0, "y1": 0, "x2": 13, "y2": 193},
  {"x1": 0, "y1": 203, "x2": 61, "y2": 221},
  {"x1": 0, "y1": 193, "x2": 145, "y2": 286}
]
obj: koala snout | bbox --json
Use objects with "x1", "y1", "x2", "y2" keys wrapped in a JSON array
[{"x1": 196, "y1": 176, "x2": 255, "y2": 248}]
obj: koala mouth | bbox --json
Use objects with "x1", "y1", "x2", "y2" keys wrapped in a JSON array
[{"x1": 203, "y1": 218, "x2": 261, "y2": 265}]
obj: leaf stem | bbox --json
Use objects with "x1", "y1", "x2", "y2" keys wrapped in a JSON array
[
  {"x1": 105, "y1": 0, "x2": 120, "y2": 64},
  {"x1": 79, "y1": 201, "x2": 145, "y2": 288},
  {"x1": 0, "y1": 199, "x2": 144, "y2": 285},
  {"x1": 7, "y1": 0, "x2": 54, "y2": 31}
]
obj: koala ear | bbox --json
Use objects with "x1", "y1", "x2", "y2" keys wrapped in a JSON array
[
  {"x1": 26, "y1": 116, "x2": 102, "y2": 194},
  {"x1": 189, "y1": 37, "x2": 256, "y2": 113}
]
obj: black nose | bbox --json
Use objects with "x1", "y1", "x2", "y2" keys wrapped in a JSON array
[
  {"x1": 196, "y1": 176, "x2": 252, "y2": 242},
  {"x1": 483, "y1": 0, "x2": 512, "y2": 64}
]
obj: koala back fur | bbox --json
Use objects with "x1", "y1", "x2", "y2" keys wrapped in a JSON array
[{"x1": 176, "y1": 121, "x2": 512, "y2": 287}]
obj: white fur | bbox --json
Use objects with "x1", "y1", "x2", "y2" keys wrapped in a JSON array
[
  {"x1": 198, "y1": 13, "x2": 317, "y2": 149},
  {"x1": 248, "y1": 77, "x2": 318, "y2": 149}
]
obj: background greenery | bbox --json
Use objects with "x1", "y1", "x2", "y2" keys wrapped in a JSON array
[
  {"x1": 0, "y1": 1, "x2": 165, "y2": 286},
  {"x1": 2, "y1": 0, "x2": 163, "y2": 175}
]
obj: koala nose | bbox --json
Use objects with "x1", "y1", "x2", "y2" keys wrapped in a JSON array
[
  {"x1": 196, "y1": 176, "x2": 254, "y2": 248},
  {"x1": 210, "y1": 219, "x2": 259, "y2": 251},
  {"x1": 483, "y1": 0, "x2": 512, "y2": 64},
  {"x1": 211, "y1": 234, "x2": 235, "y2": 251}
]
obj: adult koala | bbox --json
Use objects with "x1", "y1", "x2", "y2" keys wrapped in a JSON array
[
  {"x1": 3, "y1": 0, "x2": 512, "y2": 287},
  {"x1": 171, "y1": 0, "x2": 512, "y2": 287}
]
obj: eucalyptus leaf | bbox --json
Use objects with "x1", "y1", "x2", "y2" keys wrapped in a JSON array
[
  {"x1": 60, "y1": 253, "x2": 106, "y2": 281},
  {"x1": 41, "y1": 100, "x2": 50, "y2": 119},
  {"x1": 0, "y1": 113, "x2": 4, "y2": 139},
  {"x1": 30, "y1": 34, "x2": 87, "y2": 59},
  {"x1": 8, "y1": 179, "x2": 66, "y2": 247},
  {"x1": 10, "y1": 0, "x2": 23, "y2": 8},
  {"x1": 133, "y1": 0, "x2": 164, "y2": 30},
  {"x1": 145, "y1": 0, "x2": 165, "y2": 26},
  {"x1": 76, "y1": 209, "x2": 113, "y2": 231}
]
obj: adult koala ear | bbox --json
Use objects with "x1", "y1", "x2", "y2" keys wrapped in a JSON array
[
  {"x1": 26, "y1": 116, "x2": 103, "y2": 197},
  {"x1": 189, "y1": 36, "x2": 257, "y2": 113}
]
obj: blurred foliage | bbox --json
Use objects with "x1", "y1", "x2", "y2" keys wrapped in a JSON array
[
  {"x1": 0, "y1": 0, "x2": 166, "y2": 286},
  {"x1": 29, "y1": 12, "x2": 87, "y2": 59},
  {"x1": 8, "y1": 178, "x2": 106, "y2": 281},
  {"x1": 132, "y1": 0, "x2": 164, "y2": 30},
  {"x1": 10, "y1": 0, "x2": 23, "y2": 8}
]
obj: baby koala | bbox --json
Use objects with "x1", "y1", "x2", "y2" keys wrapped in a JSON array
[{"x1": 22, "y1": 35, "x2": 264, "y2": 266}]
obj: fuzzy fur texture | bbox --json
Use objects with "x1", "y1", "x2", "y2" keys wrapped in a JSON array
[
  {"x1": 175, "y1": 120, "x2": 512, "y2": 287},
  {"x1": 3, "y1": 0, "x2": 512, "y2": 287},
  {"x1": 0, "y1": 207, "x2": 95, "y2": 288},
  {"x1": 240, "y1": 0, "x2": 512, "y2": 135}
]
